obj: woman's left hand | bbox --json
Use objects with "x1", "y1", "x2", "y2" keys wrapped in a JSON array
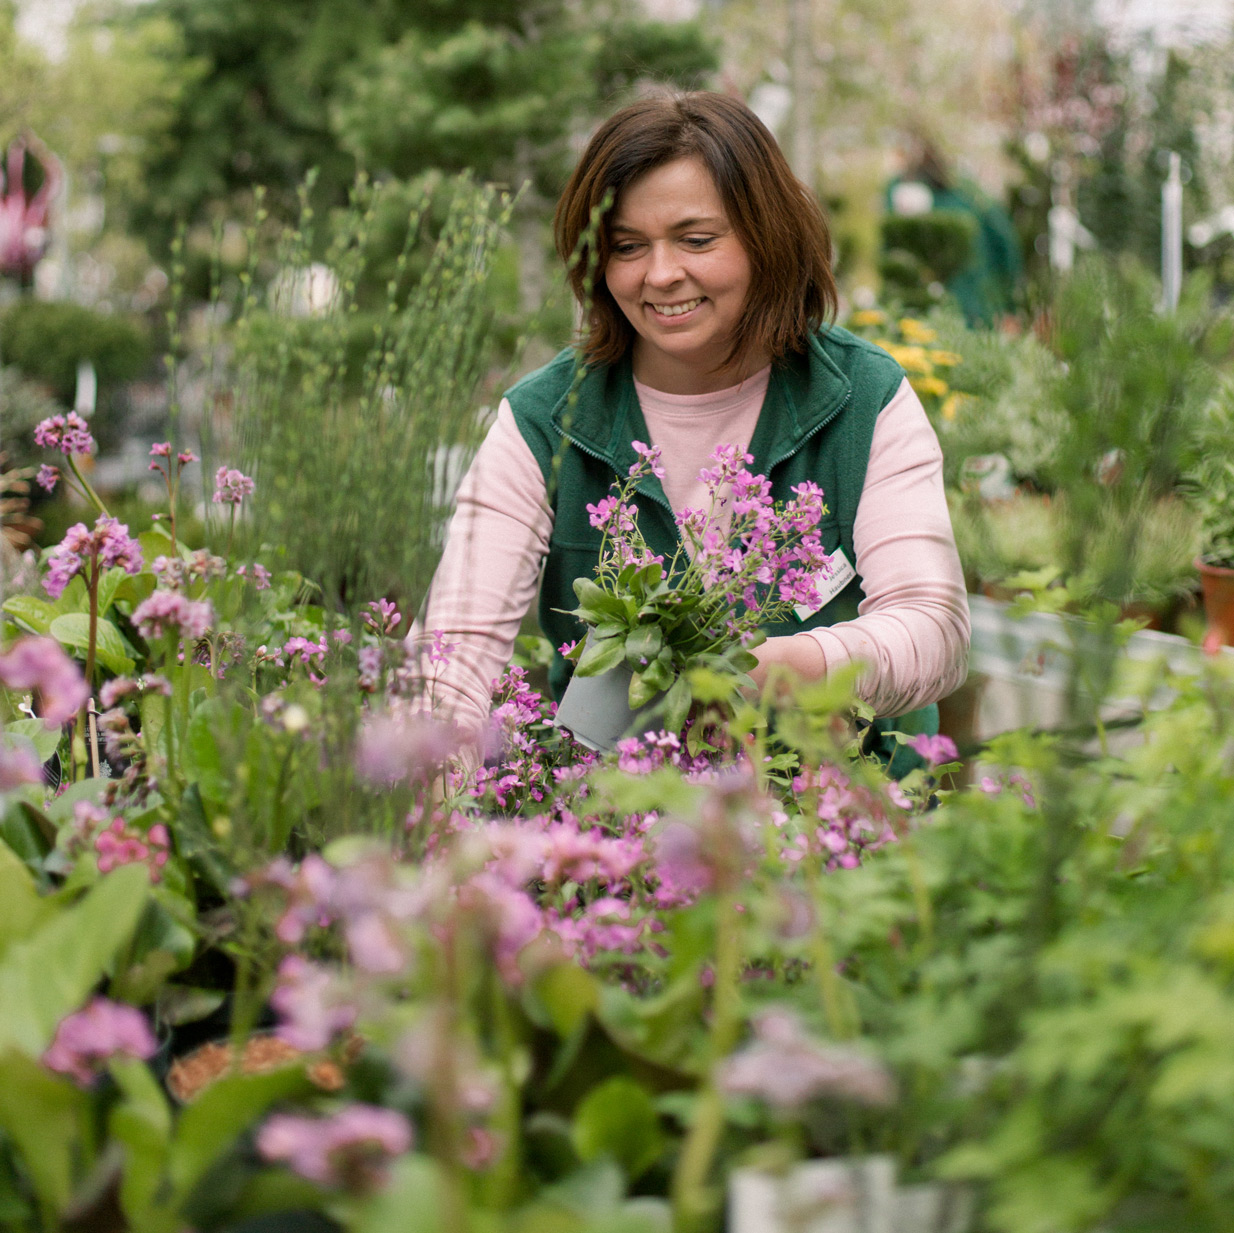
[{"x1": 746, "y1": 634, "x2": 827, "y2": 697}]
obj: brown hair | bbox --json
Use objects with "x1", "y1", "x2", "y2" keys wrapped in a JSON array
[{"x1": 553, "y1": 91, "x2": 838, "y2": 372}]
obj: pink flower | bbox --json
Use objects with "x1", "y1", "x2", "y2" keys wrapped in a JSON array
[
  {"x1": 0, "y1": 743, "x2": 42, "y2": 789},
  {"x1": 720, "y1": 1007, "x2": 894, "y2": 1110},
  {"x1": 629, "y1": 439, "x2": 666, "y2": 480},
  {"x1": 257, "y1": 1105, "x2": 412, "y2": 1190},
  {"x1": 42, "y1": 998, "x2": 156, "y2": 1085},
  {"x1": 132, "y1": 590, "x2": 214, "y2": 641},
  {"x1": 92, "y1": 815, "x2": 171, "y2": 880},
  {"x1": 0, "y1": 636, "x2": 90, "y2": 724},
  {"x1": 42, "y1": 515, "x2": 143, "y2": 601},
  {"x1": 427, "y1": 629, "x2": 457, "y2": 667},
  {"x1": 355, "y1": 712, "x2": 460, "y2": 785},
  {"x1": 35, "y1": 464, "x2": 59, "y2": 492},
  {"x1": 909, "y1": 733, "x2": 959, "y2": 766},
  {"x1": 212, "y1": 465, "x2": 255, "y2": 504},
  {"x1": 34, "y1": 412, "x2": 95, "y2": 457},
  {"x1": 364, "y1": 599, "x2": 401, "y2": 635},
  {"x1": 270, "y1": 955, "x2": 357, "y2": 1051},
  {"x1": 149, "y1": 442, "x2": 172, "y2": 458}
]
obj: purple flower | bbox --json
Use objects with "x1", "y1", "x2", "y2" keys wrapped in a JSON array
[
  {"x1": 355, "y1": 711, "x2": 460, "y2": 785},
  {"x1": 34, "y1": 412, "x2": 95, "y2": 457},
  {"x1": 427, "y1": 629, "x2": 457, "y2": 667},
  {"x1": 629, "y1": 439, "x2": 666, "y2": 480},
  {"x1": 42, "y1": 998, "x2": 157, "y2": 1086},
  {"x1": 42, "y1": 515, "x2": 143, "y2": 601},
  {"x1": 257, "y1": 1105, "x2": 412, "y2": 1190},
  {"x1": 720, "y1": 1007, "x2": 894, "y2": 1110},
  {"x1": 909, "y1": 733, "x2": 959, "y2": 766},
  {"x1": 0, "y1": 743, "x2": 42, "y2": 789},
  {"x1": 270, "y1": 955, "x2": 357, "y2": 1051},
  {"x1": 132, "y1": 590, "x2": 214, "y2": 641},
  {"x1": 212, "y1": 465, "x2": 255, "y2": 505},
  {"x1": 364, "y1": 599, "x2": 401, "y2": 635},
  {"x1": 35, "y1": 464, "x2": 59, "y2": 492},
  {"x1": 0, "y1": 636, "x2": 90, "y2": 724}
]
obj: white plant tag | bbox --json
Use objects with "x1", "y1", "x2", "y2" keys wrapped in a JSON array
[{"x1": 794, "y1": 547, "x2": 857, "y2": 621}]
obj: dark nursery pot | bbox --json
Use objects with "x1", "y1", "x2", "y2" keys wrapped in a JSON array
[
  {"x1": 553, "y1": 661, "x2": 662, "y2": 752},
  {"x1": 1197, "y1": 558, "x2": 1234, "y2": 652}
]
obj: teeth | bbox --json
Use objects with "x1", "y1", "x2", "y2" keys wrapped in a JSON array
[{"x1": 650, "y1": 298, "x2": 702, "y2": 317}]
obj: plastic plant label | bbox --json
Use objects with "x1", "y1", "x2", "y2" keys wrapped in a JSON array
[{"x1": 794, "y1": 548, "x2": 856, "y2": 621}]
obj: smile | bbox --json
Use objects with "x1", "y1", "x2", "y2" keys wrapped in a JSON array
[{"x1": 648, "y1": 297, "x2": 704, "y2": 318}]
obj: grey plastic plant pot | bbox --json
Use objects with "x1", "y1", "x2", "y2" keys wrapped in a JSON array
[{"x1": 553, "y1": 661, "x2": 662, "y2": 752}]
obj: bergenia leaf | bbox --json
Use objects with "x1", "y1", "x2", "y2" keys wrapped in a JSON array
[
  {"x1": 576, "y1": 635, "x2": 626, "y2": 677},
  {"x1": 624, "y1": 626, "x2": 663, "y2": 665},
  {"x1": 627, "y1": 671, "x2": 662, "y2": 709},
  {"x1": 662, "y1": 674, "x2": 692, "y2": 735}
]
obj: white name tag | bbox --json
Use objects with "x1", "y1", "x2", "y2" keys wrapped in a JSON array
[{"x1": 794, "y1": 548, "x2": 857, "y2": 620}]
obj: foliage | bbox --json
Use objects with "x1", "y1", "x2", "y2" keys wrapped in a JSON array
[
  {"x1": 0, "y1": 300, "x2": 150, "y2": 400},
  {"x1": 1182, "y1": 377, "x2": 1234, "y2": 568},
  {"x1": 879, "y1": 211, "x2": 978, "y2": 310}
]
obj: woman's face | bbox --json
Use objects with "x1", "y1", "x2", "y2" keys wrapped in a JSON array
[{"x1": 604, "y1": 156, "x2": 758, "y2": 394}]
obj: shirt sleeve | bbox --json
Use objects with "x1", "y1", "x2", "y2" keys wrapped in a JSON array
[
  {"x1": 800, "y1": 377, "x2": 971, "y2": 715},
  {"x1": 408, "y1": 399, "x2": 553, "y2": 738}
]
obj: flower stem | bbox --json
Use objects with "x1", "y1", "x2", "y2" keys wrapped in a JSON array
[{"x1": 68, "y1": 454, "x2": 110, "y2": 518}]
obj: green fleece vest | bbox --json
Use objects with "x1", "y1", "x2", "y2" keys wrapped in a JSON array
[{"x1": 505, "y1": 324, "x2": 938, "y2": 771}]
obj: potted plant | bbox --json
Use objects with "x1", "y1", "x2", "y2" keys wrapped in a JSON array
[
  {"x1": 554, "y1": 441, "x2": 835, "y2": 750},
  {"x1": 1184, "y1": 384, "x2": 1234, "y2": 648}
]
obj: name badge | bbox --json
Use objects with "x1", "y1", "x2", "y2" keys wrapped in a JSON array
[{"x1": 794, "y1": 548, "x2": 857, "y2": 621}]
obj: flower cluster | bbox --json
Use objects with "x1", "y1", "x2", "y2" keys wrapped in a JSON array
[
  {"x1": 257, "y1": 1104, "x2": 412, "y2": 1190},
  {"x1": 34, "y1": 412, "x2": 95, "y2": 457},
  {"x1": 44, "y1": 515, "x2": 143, "y2": 600},
  {"x1": 132, "y1": 590, "x2": 214, "y2": 641},
  {"x1": 720, "y1": 1006, "x2": 894, "y2": 1110},
  {"x1": 0, "y1": 635, "x2": 89, "y2": 724},
  {"x1": 42, "y1": 997, "x2": 156, "y2": 1086},
  {"x1": 213, "y1": 466, "x2": 256, "y2": 505},
  {"x1": 68, "y1": 801, "x2": 171, "y2": 880},
  {"x1": 780, "y1": 763, "x2": 907, "y2": 871}
]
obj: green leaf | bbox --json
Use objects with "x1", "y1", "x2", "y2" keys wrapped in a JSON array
[
  {"x1": 1, "y1": 595, "x2": 58, "y2": 635},
  {"x1": 0, "y1": 1049, "x2": 89, "y2": 1216},
  {"x1": 351, "y1": 1154, "x2": 441, "y2": 1233},
  {"x1": 168, "y1": 1066, "x2": 312, "y2": 1206},
  {"x1": 184, "y1": 698, "x2": 251, "y2": 809},
  {"x1": 571, "y1": 1077, "x2": 665, "y2": 1181},
  {"x1": 662, "y1": 675, "x2": 692, "y2": 736},
  {"x1": 109, "y1": 1055, "x2": 173, "y2": 1226},
  {"x1": 0, "y1": 863, "x2": 149, "y2": 1055},
  {"x1": 5, "y1": 718, "x2": 62, "y2": 763},
  {"x1": 48, "y1": 613, "x2": 135, "y2": 676},
  {"x1": 0, "y1": 801, "x2": 54, "y2": 869},
  {"x1": 0, "y1": 840, "x2": 50, "y2": 959},
  {"x1": 576, "y1": 636, "x2": 627, "y2": 678},
  {"x1": 535, "y1": 962, "x2": 600, "y2": 1037},
  {"x1": 624, "y1": 626, "x2": 663, "y2": 666},
  {"x1": 572, "y1": 578, "x2": 627, "y2": 622},
  {"x1": 627, "y1": 671, "x2": 663, "y2": 710},
  {"x1": 94, "y1": 567, "x2": 129, "y2": 618}
]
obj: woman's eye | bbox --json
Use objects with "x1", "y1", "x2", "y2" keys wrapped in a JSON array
[
  {"x1": 683, "y1": 236, "x2": 715, "y2": 248},
  {"x1": 612, "y1": 242, "x2": 642, "y2": 256}
]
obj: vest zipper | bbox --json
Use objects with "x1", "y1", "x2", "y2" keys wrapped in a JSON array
[{"x1": 765, "y1": 388, "x2": 853, "y2": 474}]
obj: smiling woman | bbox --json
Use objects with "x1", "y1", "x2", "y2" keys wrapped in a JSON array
[{"x1": 412, "y1": 92, "x2": 970, "y2": 766}]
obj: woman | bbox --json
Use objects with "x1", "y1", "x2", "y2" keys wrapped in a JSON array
[{"x1": 414, "y1": 92, "x2": 970, "y2": 762}]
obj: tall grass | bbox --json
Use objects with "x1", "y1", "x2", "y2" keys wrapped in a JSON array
[{"x1": 208, "y1": 173, "x2": 516, "y2": 613}]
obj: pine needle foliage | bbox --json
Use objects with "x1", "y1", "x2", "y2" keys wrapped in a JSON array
[{"x1": 216, "y1": 172, "x2": 516, "y2": 614}]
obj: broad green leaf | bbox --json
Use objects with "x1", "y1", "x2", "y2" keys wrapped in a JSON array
[
  {"x1": 94, "y1": 567, "x2": 129, "y2": 618},
  {"x1": 576, "y1": 636, "x2": 626, "y2": 678},
  {"x1": 351, "y1": 1154, "x2": 441, "y2": 1233},
  {"x1": 572, "y1": 578, "x2": 627, "y2": 621},
  {"x1": 0, "y1": 1049, "x2": 88, "y2": 1216},
  {"x1": 0, "y1": 863, "x2": 149, "y2": 1055},
  {"x1": 0, "y1": 840, "x2": 49, "y2": 958},
  {"x1": 0, "y1": 801, "x2": 53, "y2": 868},
  {"x1": 1, "y1": 595, "x2": 57, "y2": 634},
  {"x1": 624, "y1": 627, "x2": 663, "y2": 665},
  {"x1": 535, "y1": 962, "x2": 600, "y2": 1037},
  {"x1": 45, "y1": 777, "x2": 108, "y2": 826},
  {"x1": 109, "y1": 1055, "x2": 172, "y2": 1225},
  {"x1": 662, "y1": 675, "x2": 692, "y2": 736},
  {"x1": 627, "y1": 671, "x2": 663, "y2": 710},
  {"x1": 168, "y1": 1066, "x2": 313, "y2": 1207},
  {"x1": 572, "y1": 1078, "x2": 665, "y2": 1181},
  {"x1": 113, "y1": 571, "x2": 156, "y2": 608},
  {"x1": 48, "y1": 613, "x2": 135, "y2": 676},
  {"x1": 5, "y1": 718, "x2": 62, "y2": 763},
  {"x1": 184, "y1": 698, "x2": 251, "y2": 809},
  {"x1": 49, "y1": 575, "x2": 88, "y2": 617}
]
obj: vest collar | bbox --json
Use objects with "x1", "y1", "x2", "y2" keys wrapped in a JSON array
[{"x1": 549, "y1": 333, "x2": 853, "y2": 484}]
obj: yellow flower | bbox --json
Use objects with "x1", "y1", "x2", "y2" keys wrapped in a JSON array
[
  {"x1": 849, "y1": 308, "x2": 887, "y2": 327},
  {"x1": 898, "y1": 318, "x2": 939, "y2": 344},
  {"x1": 911, "y1": 375, "x2": 949, "y2": 399},
  {"x1": 940, "y1": 391, "x2": 969, "y2": 421},
  {"x1": 875, "y1": 340, "x2": 934, "y2": 375},
  {"x1": 930, "y1": 350, "x2": 964, "y2": 367}
]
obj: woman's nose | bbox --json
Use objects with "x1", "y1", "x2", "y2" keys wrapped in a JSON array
[{"x1": 644, "y1": 242, "x2": 684, "y2": 287}]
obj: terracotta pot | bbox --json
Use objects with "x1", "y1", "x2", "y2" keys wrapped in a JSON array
[{"x1": 1197, "y1": 558, "x2": 1234, "y2": 652}]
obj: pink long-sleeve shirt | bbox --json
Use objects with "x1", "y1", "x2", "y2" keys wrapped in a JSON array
[{"x1": 413, "y1": 367, "x2": 970, "y2": 737}]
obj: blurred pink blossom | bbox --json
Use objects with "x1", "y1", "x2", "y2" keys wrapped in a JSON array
[
  {"x1": 257, "y1": 1104, "x2": 411, "y2": 1190},
  {"x1": 42, "y1": 997, "x2": 156, "y2": 1085},
  {"x1": 0, "y1": 635, "x2": 89, "y2": 724}
]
